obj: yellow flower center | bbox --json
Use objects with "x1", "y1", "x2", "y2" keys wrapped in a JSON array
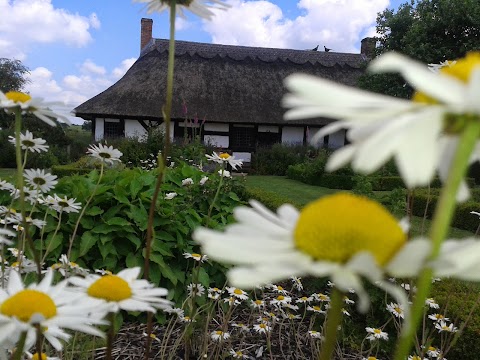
[
  {"x1": 32, "y1": 354, "x2": 47, "y2": 360},
  {"x1": 254, "y1": 300, "x2": 262, "y2": 305},
  {"x1": 395, "y1": 307, "x2": 403, "y2": 314},
  {"x1": 277, "y1": 295, "x2": 285, "y2": 301},
  {"x1": 5, "y1": 91, "x2": 31, "y2": 103},
  {"x1": 0, "y1": 289, "x2": 57, "y2": 322},
  {"x1": 428, "y1": 346, "x2": 436, "y2": 351},
  {"x1": 414, "y1": 52, "x2": 480, "y2": 105},
  {"x1": 11, "y1": 261, "x2": 20, "y2": 268},
  {"x1": 294, "y1": 193, "x2": 405, "y2": 265},
  {"x1": 219, "y1": 153, "x2": 231, "y2": 159},
  {"x1": 191, "y1": 253, "x2": 201, "y2": 258},
  {"x1": 259, "y1": 323, "x2": 267, "y2": 328},
  {"x1": 87, "y1": 275, "x2": 132, "y2": 301},
  {"x1": 313, "y1": 306, "x2": 321, "y2": 311},
  {"x1": 367, "y1": 357, "x2": 378, "y2": 360},
  {"x1": 277, "y1": 286, "x2": 284, "y2": 291},
  {"x1": 233, "y1": 288, "x2": 243, "y2": 295},
  {"x1": 215, "y1": 330, "x2": 223, "y2": 335},
  {"x1": 374, "y1": 329, "x2": 381, "y2": 334}
]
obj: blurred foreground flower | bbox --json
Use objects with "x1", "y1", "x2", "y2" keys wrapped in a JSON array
[
  {"x1": 194, "y1": 193, "x2": 480, "y2": 312},
  {"x1": 283, "y1": 52, "x2": 480, "y2": 200},
  {"x1": 0, "y1": 270, "x2": 106, "y2": 350},
  {"x1": 0, "y1": 91, "x2": 70, "y2": 126},
  {"x1": 134, "y1": 0, "x2": 230, "y2": 20}
]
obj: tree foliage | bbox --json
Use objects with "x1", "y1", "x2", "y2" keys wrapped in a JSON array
[
  {"x1": 358, "y1": 0, "x2": 480, "y2": 97},
  {"x1": 0, "y1": 58, "x2": 30, "y2": 93}
]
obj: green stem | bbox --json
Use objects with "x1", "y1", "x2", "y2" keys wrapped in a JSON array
[
  {"x1": 11, "y1": 331, "x2": 27, "y2": 360},
  {"x1": 67, "y1": 163, "x2": 104, "y2": 259},
  {"x1": 320, "y1": 288, "x2": 344, "y2": 360},
  {"x1": 106, "y1": 312, "x2": 116, "y2": 360},
  {"x1": 394, "y1": 118, "x2": 480, "y2": 360},
  {"x1": 42, "y1": 211, "x2": 63, "y2": 263},
  {"x1": 144, "y1": 1, "x2": 176, "y2": 280},
  {"x1": 14, "y1": 110, "x2": 42, "y2": 280},
  {"x1": 207, "y1": 163, "x2": 225, "y2": 226}
]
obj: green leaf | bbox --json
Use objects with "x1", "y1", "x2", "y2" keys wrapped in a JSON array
[
  {"x1": 197, "y1": 267, "x2": 210, "y2": 287},
  {"x1": 79, "y1": 231, "x2": 98, "y2": 257},
  {"x1": 44, "y1": 232, "x2": 63, "y2": 253},
  {"x1": 156, "y1": 231, "x2": 176, "y2": 242},
  {"x1": 130, "y1": 178, "x2": 144, "y2": 198},
  {"x1": 126, "y1": 252, "x2": 141, "y2": 268},
  {"x1": 85, "y1": 206, "x2": 104, "y2": 216},
  {"x1": 125, "y1": 233, "x2": 142, "y2": 250},
  {"x1": 80, "y1": 216, "x2": 94, "y2": 230},
  {"x1": 92, "y1": 223, "x2": 115, "y2": 234},
  {"x1": 149, "y1": 252, "x2": 177, "y2": 286},
  {"x1": 228, "y1": 192, "x2": 240, "y2": 201},
  {"x1": 127, "y1": 205, "x2": 148, "y2": 231},
  {"x1": 106, "y1": 217, "x2": 131, "y2": 226}
]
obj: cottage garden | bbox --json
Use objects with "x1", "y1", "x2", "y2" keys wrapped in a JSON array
[{"x1": 2, "y1": 1, "x2": 480, "y2": 360}]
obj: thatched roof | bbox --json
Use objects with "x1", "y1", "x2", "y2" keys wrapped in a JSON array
[{"x1": 75, "y1": 39, "x2": 367, "y2": 125}]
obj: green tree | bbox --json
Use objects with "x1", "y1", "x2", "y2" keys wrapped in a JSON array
[
  {"x1": 0, "y1": 58, "x2": 30, "y2": 93},
  {"x1": 358, "y1": 0, "x2": 480, "y2": 97}
]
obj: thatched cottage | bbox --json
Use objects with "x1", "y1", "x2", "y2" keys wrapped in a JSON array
[{"x1": 74, "y1": 18, "x2": 374, "y2": 162}]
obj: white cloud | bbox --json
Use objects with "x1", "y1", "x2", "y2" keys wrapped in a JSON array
[
  {"x1": 203, "y1": 0, "x2": 389, "y2": 52},
  {"x1": 0, "y1": 0, "x2": 100, "y2": 60},
  {"x1": 25, "y1": 58, "x2": 136, "y2": 124},
  {"x1": 81, "y1": 59, "x2": 106, "y2": 76},
  {"x1": 175, "y1": 17, "x2": 192, "y2": 31},
  {"x1": 112, "y1": 58, "x2": 136, "y2": 79}
]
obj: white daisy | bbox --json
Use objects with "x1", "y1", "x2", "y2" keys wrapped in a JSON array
[
  {"x1": 133, "y1": 0, "x2": 230, "y2": 20},
  {"x1": 87, "y1": 144, "x2": 123, "y2": 165},
  {"x1": 425, "y1": 298, "x2": 440, "y2": 309},
  {"x1": 269, "y1": 284, "x2": 288, "y2": 294},
  {"x1": 428, "y1": 313, "x2": 449, "y2": 322},
  {"x1": 0, "y1": 228, "x2": 15, "y2": 246},
  {"x1": 270, "y1": 295, "x2": 291, "y2": 306},
  {"x1": 227, "y1": 287, "x2": 248, "y2": 300},
  {"x1": 199, "y1": 176, "x2": 209, "y2": 185},
  {"x1": 231, "y1": 323, "x2": 250, "y2": 332},
  {"x1": 24, "y1": 169, "x2": 58, "y2": 193},
  {"x1": 386, "y1": 302, "x2": 405, "y2": 319},
  {"x1": 8, "y1": 130, "x2": 49, "y2": 153},
  {"x1": 229, "y1": 349, "x2": 251, "y2": 359},
  {"x1": 313, "y1": 293, "x2": 330, "y2": 302},
  {"x1": 283, "y1": 52, "x2": 480, "y2": 200},
  {"x1": 296, "y1": 296, "x2": 313, "y2": 304},
  {"x1": 426, "y1": 346, "x2": 440, "y2": 357},
  {"x1": 251, "y1": 299, "x2": 265, "y2": 309},
  {"x1": 210, "y1": 330, "x2": 230, "y2": 341},
  {"x1": 44, "y1": 194, "x2": 82, "y2": 214},
  {"x1": 435, "y1": 320, "x2": 458, "y2": 333},
  {"x1": 206, "y1": 152, "x2": 243, "y2": 170},
  {"x1": 218, "y1": 169, "x2": 231, "y2": 178},
  {"x1": 0, "y1": 91, "x2": 70, "y2": 126},
  {"x1": 365, "y1": 327, "x2": 389, "y2": 341},
  {"x1": 290, "y1": 276, "x2": 303, "y2": 291},
  {"x1": 343, "y1": 296, "x2": 355, "y2": 305},
  {"x1": 68, "y1": 267, "x2": 172, "y2": 313},
  {"x1": 164, "y1": 307, "x2": 184, "y2": 318},
  {"x1": 0, "y1": 270, "x2": 106, "y2": 351},
  {"x1": 164, "y1": 192, "x2": 177, "y2": 200},
  {"x1": 308, "y1": 330, "x2": 324, "y2": 339},
  {"x1": 182, "y1": 178, "x2": 194, "y2": 186},
  {"x1": 187, "y1": 283, "x2": 205, "y2": 297},
  {"x1": 194, "y1": 193, "x2": 420, "y2": 312},
  {"x1": 408, "y1": 356, "x2": 427, "y2": 360},
  {"x1": 223, "y1": 296, "x2": 241, "y2": 306},
  {"x1": 307, "y1": 305, "x2": 325, "y2": 314},
  {"x1": 0, "y1": 181, "x2": 15, "y2": 192},
  {"x1": 6, "y1": 213, "x2": 46, "y2": 229},
  {"x1": 253, "y1": 322, "x2": 271, "y2": 334},
  {"x1": 183, "y1": 252, "x2": 208, "y2": 262}
]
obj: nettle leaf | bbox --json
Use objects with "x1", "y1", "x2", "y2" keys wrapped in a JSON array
[
  {"x1": 106, "y1": 217, "x2": 131, "y2": 226},
  {"x1": 125, "y1": 233, "x2": 142, "y2": 250},
  {"x1": 43, "y1": 232, "x2": 64, "y2": 253},
  {"x1": 114, "y1": 185, "x2": 130, "y2": 204},
  {"x1": 80, "y1": 216, "x2": 95, "y2": 230},
  {"x1": 85, "y1": 206, "x2": 104, "y2": 216},
  {"x1": 129, "y1": 177, "x2": 144, "y2": 198},
  {"x1": 79, "y1": 231, "x2": 99, "y2": 257},
  {"x1": 156, "y1": 230, "x2": 176, "y2": 242},
  {"x1": 92, "y1": 223, "x2": 115, "y2": 234},
  {"x1": 197, "y1": 267, "x2": 210, "y2": 286},
  {"x1": 103, "y1": 205, "x2": 124, "y2": 219},
  {"x1": 127, "y1": 205, "x2": 148, "y2": 230},
  {"x1": 151, "y1": 240, "x2": 174, "y2": 257},
  {"x1": 99, "y1": 242, "x2": 117, "y2": 260}
]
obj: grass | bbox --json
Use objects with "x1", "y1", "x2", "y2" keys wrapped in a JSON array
[
  {"x1": 0, "y1": 168, "x2": 16, "y2": 181},
  {"x1": 245, "y1": 175, "x2": 475, "y2": 238}
]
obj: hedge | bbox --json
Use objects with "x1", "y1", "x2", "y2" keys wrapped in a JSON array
[{"x1": 51, "y1": 165, "x2": 93, "y2": 177}]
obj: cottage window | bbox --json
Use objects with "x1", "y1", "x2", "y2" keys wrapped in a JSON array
[
  {"x1": 104, "y1": 120, "x2": 123, "y2": 138},
  {"x1": 230, "y1": 125, "x2": 255, "y2": 151}
]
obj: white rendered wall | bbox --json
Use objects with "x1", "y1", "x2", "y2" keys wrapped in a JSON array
[
  {"x1": 258, "y1": 125, "x2": 279, "y2": 133},
  {"x1": 204, "y1": 123, "x2": 229, "y2": 132},
  {"x1": 308, "y1": 127, "x2": 323, "y2": 146},
  {"x1": 204, "y1": 135, "x2": 229, "y2": 148},
  {"x1": 125, "y1": 120, "x2": 147, "y2": 139},
  {"x1": 328, "y1": 130, "x2": 346, "y2": 148},
  {"x1": 158, "y1": 121, "x2": 175, "y2": 140},
  {"x1": 95, "y1": 118, "x2": 104, "y2": 141},
  {"x1": 281, "y1": 127, "x2": 304, "y2": 144},
  {"x1": 233, "y1": 152, "x2": 251, "y2": 162}
]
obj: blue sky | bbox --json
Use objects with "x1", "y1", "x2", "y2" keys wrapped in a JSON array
[{"x1": 0, "y1": 0, "x2": 405, "y2": 122}]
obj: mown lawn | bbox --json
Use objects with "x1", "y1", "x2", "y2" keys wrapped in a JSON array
[{"x1": 245, "y1": 175, "x2": 474, "y2": 238}]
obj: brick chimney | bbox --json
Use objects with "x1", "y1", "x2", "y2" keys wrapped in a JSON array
[
  {"x1": 361, "y1": 37, "x2": 376, "y2": 59},
  {"x1": 140, "y1": 18, "x2": 153, "y2": 52}
]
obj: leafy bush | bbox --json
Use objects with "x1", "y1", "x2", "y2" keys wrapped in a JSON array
[
  {"x1": 252, "y1": 143, "x2": 317, "y2": 175},
  {"x1": 34, "y1": 162, "x2": 245, "y2": 304}
]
